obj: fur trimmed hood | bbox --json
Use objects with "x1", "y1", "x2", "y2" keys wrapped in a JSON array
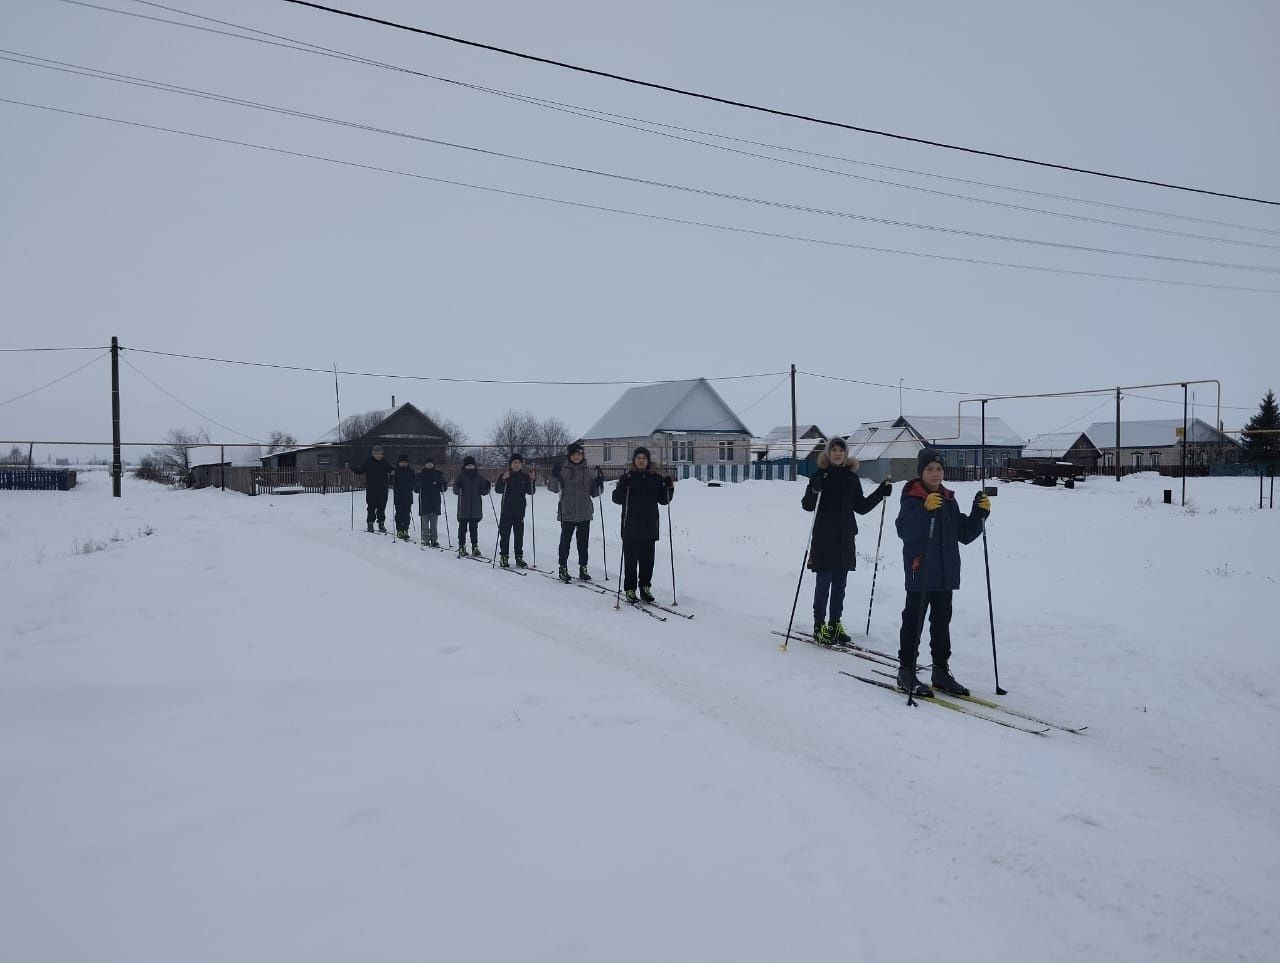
[{"x1": 816, "y1": 437, "x2": 859, "y2": 472}]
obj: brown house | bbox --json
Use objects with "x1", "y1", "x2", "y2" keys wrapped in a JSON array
[{"x1": 261, "y1": 403, "x2": 451, "y2": 470}]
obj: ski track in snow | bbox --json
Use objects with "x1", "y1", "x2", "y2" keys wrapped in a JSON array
[{"x1": 1, "y1": 471, "x2": 1276, "y2": 962}]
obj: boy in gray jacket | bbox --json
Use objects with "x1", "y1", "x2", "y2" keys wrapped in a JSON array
[{"x1": 546, "y1": 442, "x2": 605, "y2": 582}]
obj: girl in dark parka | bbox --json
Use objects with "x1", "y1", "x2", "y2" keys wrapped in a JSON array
[
  {"x1": 801, "y1": 437, "x2": 892, "y2": 644},
  {"x1": 895, "y1": 448, "x2": 991, "y2": 698},
  {"x1": 611, "y1": 446, "x2": 674, "y2": 604}
]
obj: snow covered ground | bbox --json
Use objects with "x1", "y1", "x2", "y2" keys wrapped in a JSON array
[{"x1": 2, "y1": 469, "x2": 1276, "y2": 962}]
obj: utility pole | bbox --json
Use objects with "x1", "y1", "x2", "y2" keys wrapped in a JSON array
[
  {"x1": 1114, "y1": 388, "x2": 1121, "y2": 483},
  {"x1": 1181, "y1": 383, "x2": 1188, "y2": 506},
  {"x1": 111, "y1": 336, "x2": 122, "y2": 497},
  {"x1": 789, "y1": 363, "x2": 797, "y2": 482}
]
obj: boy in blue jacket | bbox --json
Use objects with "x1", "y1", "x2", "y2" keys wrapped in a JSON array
[{"x1": 895, "y1": 449, "x2": 991, "y2": 698}]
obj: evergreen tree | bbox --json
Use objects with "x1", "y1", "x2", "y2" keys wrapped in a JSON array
[{"x1": 1241, "y1": 389, "x2": 1280, "y2": 465}]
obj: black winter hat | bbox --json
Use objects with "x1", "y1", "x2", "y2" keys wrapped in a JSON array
[
  {"x1": 398, "y1": 453, "x2": 409, "y2": 463},
  {"x1": 632, "y1": 446, "x2": 652, "y2": 464},
  {"x1": 567, "y1": 443, "x2": 584, "y2": 457},
  {"x1": 423, "y1": 456, "x2": 435, "y2": 467},
  {"x1": 916, "y1": 448, "x2": 945, "y2": 476},
  {"x1": 463, "y1": 455, "x2": 477, "y2": 468},
  {"x1": 509, "y1": 453, "x2": 524, "y2": 466}
]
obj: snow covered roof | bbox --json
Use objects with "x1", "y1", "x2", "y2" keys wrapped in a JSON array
[
  {"x1": 847, "y1": 426, "x2": 922, "y2": 462},
  {"x1": 1024, "y1": 432, "x2": 1093, "y2": 458},
  {"x1": 581, "y1": 379, "x2": 752, "y2": 439},
  {"x1": 900, "y1": 415, "x2": 1025, "y2": 447},
  {"x1": 762, "y1": 424, "x2": 824, "y2": 442},
  {"x1": 187, "y1": 445, "x2": 263, "y2": 468},
  {"x1": 1084, "y1": 418, "x2": 1234, "y2": 449}
]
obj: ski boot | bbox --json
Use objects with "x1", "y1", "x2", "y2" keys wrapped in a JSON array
[
  {"x1": 397, "y1": 530, "x2": 409, "y2": 540},
  {"x1": 815, "y1": 622, "x2": 838, "y2": 646},
  {"x1": 624, "y1": 589, "x2": 639, "y2": 604},
  {"x1": 367, "y1": 522, "x2": 375, "y2": 533},
  {"x1": 558, "y1": 565, "x2": 572, "y2": 583},
  {"x1": 931, "y1": 665, "x2": 970, "y2": 697},
  {"x1": 457, "y1": 545, "x2": 467, "y2": 558},
  {"x1": 515, "y1": 557, "x2": 529, "y2": 569},
  {"x1": 813, "y1": 620, "x2": 827, "y2": 642},
  {"x1": 830, "y1": 620, "x2": 851, "y2": 644},
  {"x1": 470, "y1": 545, "x2": 482, "y2": 558},
  {"x1": 578, "y1": 565, "x2": 592, "y2": 582},
  {"x1": 896, "y1": 663, "x2": 934, "y2": 699},
  {"x1": 499, "y1": 555, "x2": 510, "y2": 569},
  {"x1": 639, "y1": 586, "x2": 656, "y2": 604},
  {"x1": 378, "y1": 523, "x2": 387, "y2": 534}
]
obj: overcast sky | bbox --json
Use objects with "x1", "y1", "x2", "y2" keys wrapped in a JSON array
[{"x1": 2, "y1": 0, "x2": 1277, "y2": 462}]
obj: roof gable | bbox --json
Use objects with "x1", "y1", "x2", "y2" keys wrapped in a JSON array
[
  {"x1": 581, "y1": 379, "x2": 751, "y2": 439},
  {"x1": 899, "y1": 415, "x2": 1025, "y2": 447},
  {"x1": 1085, "y1": 418, "x2": 1234, "y2": 449}
]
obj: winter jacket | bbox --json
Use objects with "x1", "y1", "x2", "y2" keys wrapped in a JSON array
[
  {"x1": 352, "y1": 456, "x2": 393, "y2": 497},
  {"x1": 801, "y1": 454, "x2": 887, "y2": 571},
  {"x1": 452, "y1": 469, "x2": 492, "y2": 521},
  {"x1": 612, "y1": 469, "x2": 673, "y2": 541},
  {"x1": 896, "y1": 479, "x2": 987, "y2": 592},
  {"x1": 391, "y1": 464, "x2": 416, "y2": 506},
  {"x1": 547, "y1": 460, "x2": 604, "y2": 523},
  {"x1": 494, "y1": 470, "x2": 535, "y2": 522},
  {"x1": 415, "y1": 468, "x2": 447, "y2": 515}
]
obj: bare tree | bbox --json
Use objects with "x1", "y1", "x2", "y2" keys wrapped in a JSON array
[
  {"x1": 265, "y1": 430, "x2": 298, "y2": 455},
  {"x1": 533, "y1": 416, "x2": 572, "y2": 461},
  {"x1": 487, "y1": 409, "x2": 541, "y2": 462},
  {"x1": 423, "y1": 409, "x2": 467, "y2": 462},
  {"x1": 1, "y1": 445, "x2": 26, "y2": 465},
  {"x1": 152, "y1": 428, "x2": 209, "y2": 476},
  {"x1": 336, "y1": 410, "x2": 384, "y2": 444}
]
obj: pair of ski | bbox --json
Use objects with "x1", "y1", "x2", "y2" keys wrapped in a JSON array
[
  {"x1": 773, "y1": 629, "x2": 1084, "y2": 735},
  {"x1": 534, "y1": 569, "x2": 693, "y2": 622}
]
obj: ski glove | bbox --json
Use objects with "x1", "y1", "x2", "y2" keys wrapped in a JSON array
[
  {"x1": 924, "y1": 492, "x2": 944, "y2": 512},
  {"x1": 551, "y1": 463, "x2": 562, "y2": 478},
  {"x1": 975, "y1": 493, "x2": 991, "y2": 513},
  {"x1": 808, "y1": 472, "x2": 825, "y2": 493},
  {"x1": 879, "y1": 479, "x2": 892, "y2": 496}
]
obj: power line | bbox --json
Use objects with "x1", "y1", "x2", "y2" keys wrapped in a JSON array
[
  {"x1": 0, "y1": 351, "x2": 108, "y2": 408},
  {"x1": 120, "y1": 356, "x2": 265, "y2": 442},
  {"x1": 0, "y1": 345, "x2": 110, "y2": 351},
  {"x1": 799, "y1": 370, "x2": 1003, "y2": 397},
  {"x1": 11, "y1": 53, "x2": 1276, "y2": 276},
  {"x1": 276, "y1": 0, "x2": 1280, "y2": 207},
  {"x1": 6, "y1": 97, "x2": 1277, "y2": 295},
  {"x1": 66, "y1": 1, "x2": 1280, "y2": 237}
]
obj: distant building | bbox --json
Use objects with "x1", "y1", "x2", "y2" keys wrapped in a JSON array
[
  {"x1": 843, "y1": 425, "x2": 922, "y2": 484},
  {"x1": 261, "y1": 403, "x2": 450, "y2": 471},
  {"x1": 578, "y1": 378, "x2": 753, "y2": 482},
  {"x1": 751, "y1": 424, "x2": 827, "y2": 477},
  {"x1": 848, "y1": 415, "x2": 1025, "y2": 479},
  {"x1": 1084, "y1": 418, "x2": 1237, "y2": 471},
  {"x1": 1022, "y1": 432, "x2": 1102, "y2": 471}
]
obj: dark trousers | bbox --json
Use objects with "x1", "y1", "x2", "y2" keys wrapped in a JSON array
[
  {"x1": 813, "y1": 569, "x2": 849, "y2": 624},
  {"x1": 393, "y1": 502, "x2": 412, "y2": 533},
  {"x1": 898, "y1": 590, "x2": 954, "y2": 667},
  {"x1": 365, "y1": 490, "x2": 387, "y2": 525},
  {"x1": 558, "y1": 520, "x2": 591, "y2": 567},
  {"x1": 622, "y1": 537, "x2": 656, "y2": 591},
  {"x1": 458, "y1": 518, "x2": 479, "y2": 547},
  {"x1": 499, "y1": 518, "x2": 525, "y2": 557}
]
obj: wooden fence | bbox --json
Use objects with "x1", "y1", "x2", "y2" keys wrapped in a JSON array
[{"x1": 0, "y1": 468, "x2": 77, "y2": 491}]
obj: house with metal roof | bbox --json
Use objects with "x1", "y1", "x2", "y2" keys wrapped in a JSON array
[
  {"x1": 1023, "y1": 431, "x2": 1102, "y2": 470},
  {"x1": 261, "y1": 403, "x2": 451, "y2": 471},
  {"x1": 843, "y1": 425, "x2": 922, "y2": 483},
  {"x1": 578, "y1": 378, "x2": 754, "y2": 482},
  {"x1": 1084, "y1": 418, "x2": 1237, "y2": 471},
  {"x1": 848, "y1": 415, "x2": 1025, "y2": 478}
]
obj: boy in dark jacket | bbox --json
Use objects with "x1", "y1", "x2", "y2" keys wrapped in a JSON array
[
  {"x1": 611, "y1": 446, "x2": 674, "y2": 604},
  {"x1": 895, "y1": 448, "x2": 991, "y2": 698},
  {"x1": 494, "y1": 453, "x2": 535, "y2": 568},
  {"x1": 391, "y1": 453, "x2": 416, "y2": 540},
  {"x1": 802, "y1": 437, "x2": 892, "y2": 644},
  {"x1": 452, "y1": 455, "x2": 491, "y2": 557},
  {"x1": 350, "y1": 445, "x2": 393, "y2": 533},
  {"x1": 415, "y1": 456, "x2": 448, "y2": 547},
  {"x1": 547, "y1": 442, "x2": 605, "y2": 582}
]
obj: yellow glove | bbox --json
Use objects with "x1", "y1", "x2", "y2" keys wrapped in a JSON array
[
  {"x1": 924, "y1": 492, "x2": 944, "y2": 512},
  {"x1": 975, "y1": 493, "x2": 991, "y2": 513}
]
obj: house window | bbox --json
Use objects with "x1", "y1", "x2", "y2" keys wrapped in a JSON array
[
  {"x1": 602, "y1": 443, "x2": 612, "y2": 463},
  {"x1": 1103, "y1": 452, "x2": 1114, "y2": 469},
  {"x1": 1133, "y1": 452, "x2": 1144, "y2": 468},
  {"x1": 718, "y1": 441, "x2": 735, "y2": 462},
  {"x1": 672, "y1": 440, "x2": 692, "y2": 462},
  {"x1": 958, "y1": 451, "x2": 967, "y2": 467},
  {"x1": 1150, "y1": 451, "x2": 1161, "y2": 467},
  {"x1": 317, "y1": 455, "x2": 333, "y2": 468}
]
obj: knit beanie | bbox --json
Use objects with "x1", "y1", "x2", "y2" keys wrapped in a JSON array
[
  {"x1": 463, "y1": 455, "x2": 477, "y2": 468},
  {"x1": 916, "y1": 448, "x2": 945, "y2": 476},
  {"x1": 632, "y1": 446, "x2": 651, "y2": 465},
  {"x1": 567, "y1": 443, "x2": 584, "y2": 457}
]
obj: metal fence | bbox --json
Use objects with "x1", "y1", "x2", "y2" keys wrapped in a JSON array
[{"x1": 0, "y1": 468, "x2": 78, "y2": 491}]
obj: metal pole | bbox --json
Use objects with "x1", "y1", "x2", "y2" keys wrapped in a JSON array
[
  {"x1": 864, "y1": 498, "x2": 887, "y2": 636},
  {"x1": 980, "y1": 399, "x2": 987, "y2": 485},
  {"x1": 220, "y1": 445, "x2": 225, "y2": 491},
  {"x1": 1181, "y1": 383, "x2": 1188, "y2": 505},
  {"x1": 981, "y1": 512, "x2": 1006, "y2": 695},
  {"x1": 790, "y1": 363, "x2": 797, "y2": 482},
  {"x1": 111, "y1": 336, "x2": 122, "y2": 497},
  {"x1": 1115, "y1": 388, "x2": 1121, "y2": 482}
]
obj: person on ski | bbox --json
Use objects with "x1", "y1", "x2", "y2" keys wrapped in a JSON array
[
  {"x1": 391, "y1": 453, "x2": 416, "y2": 540},
  {"x1": 350, "y1": 444, "x2": 393, "y2": 533},
  {"x1": 546, "y1": 442, "x2": 605, "y2": 583},
  {"x1": 494, "y1": 453, "x2": 535, "y2": 568},
  {"x1": 611, "y1": 446, "x2": 674, "y2": 604},
  {"x1": 801, "y1": 436, "x2": 892, "y2": 645},
  {"x1": 415, "y1": 455, "x2": 448, "y2": 547},
  {"x1": 895, "y1": 448, "x2": 991, "y2": 698},
  {"x1": 452, "y1": 455, "x2": 491, "y2": 557}
]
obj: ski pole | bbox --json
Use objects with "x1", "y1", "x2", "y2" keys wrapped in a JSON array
[
  {"x1": 614, "y1": 483, "x2": 630, "y2": 610},
  {"x1": 781, "y1": 486, "x2": 821, "y2": 652},
  {"x1": 905, "y1": 516, "x2": 937, "y2": 708},
  {"x1": 979, "y1": 496, "x2": 1006, "y2": 695},
  {"x1": 443, "y1": 480, "x2": 453, "y2": 549},
  {"x1": 530, "y1": 472, "x2": 537, "y2": 568},
  {"x1": 489, "y1": 487, "x2": 502, "y2": 567},
  {"x1": 665, "y1": 495, "x2": 678, "y2": 606},
  {"x1": 597, "y1": 488, "x2": 609, "y2": 581},
  {"x1": 865, "y1": 497, "x2": 888, "y2": 636}
]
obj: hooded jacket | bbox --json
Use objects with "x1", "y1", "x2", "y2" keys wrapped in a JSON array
[
  {"x1": 352, "y1": 455, "x2": 393, "y2": 497},
  {"x1": 415, "y1": 467, "x2": 447, "y2": 514},
  {"x1": 494, "y1": 469, "x2": 535, "y2": 522},
  {"x1": 452, "y1": 467, "x2": 491, "y2": 521},
  {"x1": 546, "y1": 458, "x2": 604, "y2": 523},
  {"x1": 896, "y1": 479, "x2": 987, "y2": 592},
  {"x1": 392, "y1": 463, "x2": 416, "y2": 505},
  {"x1": 612, "y1": 468, "x2": 673, "y2": 541},
  {"x1": 800, "y1": 445, "x2": 887, "y2": 571}
]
